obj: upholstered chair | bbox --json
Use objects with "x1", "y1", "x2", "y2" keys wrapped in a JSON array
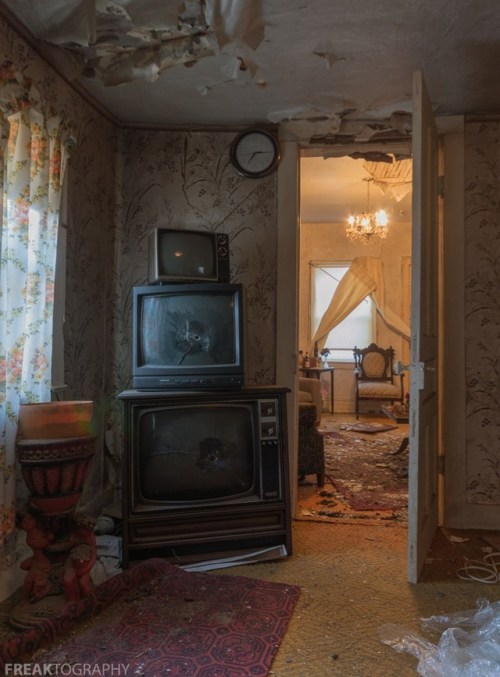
[{"x1": 353, "y1": 343, "x2": 404, "y2": 418}]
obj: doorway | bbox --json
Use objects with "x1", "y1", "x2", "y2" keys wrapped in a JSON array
[
  {"x1": 296, "y1": 153, "x2": 412, "y2": 524},
  {"x1": 277, "y1": 82, "x2": 460, "y2": 582},
  {"x1": 298, "y1": 155, "x2": 412, "y2": 413}
]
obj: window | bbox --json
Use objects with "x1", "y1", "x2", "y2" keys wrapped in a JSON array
[{"x1": 311, "y1": 263, "x2": 374, "y2": 361}]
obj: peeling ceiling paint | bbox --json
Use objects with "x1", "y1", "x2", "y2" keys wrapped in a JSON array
[
  {"x1": 2, "y1": 0, "x2": 500, "y2": 135},
  {"x1": 2, "y1": 1, "x2": 266, "y2": 91}
]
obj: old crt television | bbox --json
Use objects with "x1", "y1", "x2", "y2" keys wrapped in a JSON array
[
  {"x1": 126, "y1": 392, "x2": 284, "y2": 508},
  {"x1": 132, "y1": 283, "x2": 244, "y2": 389},
  {"x1": 148, "y1": 227, "x2": 230, "y2": 284},
  {"x1": 118, "y1": 387, "x2": 291, "y2": 565}
]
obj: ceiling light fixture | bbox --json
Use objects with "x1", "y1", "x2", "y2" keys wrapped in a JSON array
[{"x1": 346, "y1": 178, "x2": 389, "y2": 244}]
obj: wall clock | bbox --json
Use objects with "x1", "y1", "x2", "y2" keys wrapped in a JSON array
[{"x1": 230, "y1": 128, "x2": 281, "y2": 178}]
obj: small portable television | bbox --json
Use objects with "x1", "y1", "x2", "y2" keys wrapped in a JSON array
[
  {"x1": 148, "y1": 227, "x2": 230, "y2": 284},
  {"x1": 132, "y1": 283, "x2": 245, "y2": 389}
]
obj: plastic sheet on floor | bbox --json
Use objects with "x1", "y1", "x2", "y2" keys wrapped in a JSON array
[{"x1": 379, "y1": 597, "x2": 500, "y2": 676}]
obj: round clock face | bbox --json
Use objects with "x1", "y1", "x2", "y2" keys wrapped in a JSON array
[{"x1": 230, "y1": 129, "x2": 280, "y2": 178}]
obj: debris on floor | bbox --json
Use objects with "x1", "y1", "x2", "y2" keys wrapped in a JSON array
[{"x1": 379, "y1": 597, "x2": 500, "y2": 675}]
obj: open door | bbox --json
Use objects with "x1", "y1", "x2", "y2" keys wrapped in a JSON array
[{"x1": 407, "y1": 71, "x2": 440, "y2": 583}]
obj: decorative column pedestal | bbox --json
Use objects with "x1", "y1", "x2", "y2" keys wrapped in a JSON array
[{"x1": 11, "y1": 435, "x2": 97, "y2": 629}]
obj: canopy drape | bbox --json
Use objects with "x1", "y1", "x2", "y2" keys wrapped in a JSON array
[{"x1": 310, "y1": 257, "x2": 410, "y2": 354}]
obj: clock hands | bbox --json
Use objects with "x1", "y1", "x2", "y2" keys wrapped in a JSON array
[
  {"x1": 249, "y1": 150, "x2": 271, "y2": 161},
  {"x1": 239, "y1": 149, "x2": 272, "y2": 165}
]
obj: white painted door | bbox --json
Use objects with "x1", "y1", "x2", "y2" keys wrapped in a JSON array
[{"x1": 407, "y1": 71, "x2": 440, "y2": 583}]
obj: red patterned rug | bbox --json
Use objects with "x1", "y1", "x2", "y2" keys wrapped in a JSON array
[
  {"x1": 1, "y1": 558, "x2": 300, "y2": 675},
  {"x1": 323, "y1": 428, "x2": 408, "y2": 511}
]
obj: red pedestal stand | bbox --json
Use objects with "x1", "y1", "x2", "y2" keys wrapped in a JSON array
[{"x1": 11, "y1": 435, "x2": 97, "y2": 628}]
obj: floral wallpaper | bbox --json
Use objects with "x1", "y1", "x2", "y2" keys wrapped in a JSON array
[
  {"x1": 103, "y1": 130, "x2": 278, "y2": 487},
  {"x1": 465, "y1": 120, "x2": 500, "y2": 505},
  {"x1": 111, "y1": 129, "x2": 278, "y2": 400}
]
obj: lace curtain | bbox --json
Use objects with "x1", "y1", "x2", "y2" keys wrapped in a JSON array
[
  {"x1": 310, "y1": 256, "x2": 410, "y2": 353},
  {"x1": 0, "y1": 63, "x2": 72, "y2": 545}
]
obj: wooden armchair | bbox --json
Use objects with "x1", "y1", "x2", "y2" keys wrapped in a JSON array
[{"x1": 353, "y1": 343, "x2": 404, "y2": 418}]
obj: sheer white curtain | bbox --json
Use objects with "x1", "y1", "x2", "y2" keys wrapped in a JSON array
[
  {"x1": 0, "y1": 64, "x2": 71, "y2": 545},
  {"x1": 310, "y1": 257, "x2": 410, "y2": 353}
]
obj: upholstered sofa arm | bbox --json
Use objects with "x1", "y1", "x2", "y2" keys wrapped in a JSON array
[{"x1": 298, "y1": 377, "x2": 322, "y2": 425}]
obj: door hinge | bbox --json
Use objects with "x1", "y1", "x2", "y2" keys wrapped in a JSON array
[
  {"x1": 438, "y1": 175, "x2": 445, "y2": 198},
  {"x1": 438, "y1": 455, "x2": 445, "y2": 475}
]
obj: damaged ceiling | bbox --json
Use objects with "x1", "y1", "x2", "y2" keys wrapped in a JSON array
[
  {"x1": 2, "y1": 0, "x2": 500, "y2": 222},
  {"x1": 3, "y1": 0, "x2": 500, "y2": 137}
]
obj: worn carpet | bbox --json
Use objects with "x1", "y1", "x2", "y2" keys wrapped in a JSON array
[
  {"x1": 1, "y1": 558, "x2": 300, "y2": 675},
  {"x1": 324, "y1": 427, "x2": 408, "y2": 511},
  {"x1": 296, "y1": 424, "x2": 408, "y2": 525}
]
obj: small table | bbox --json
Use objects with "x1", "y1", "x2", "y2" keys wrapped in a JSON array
[{"x1": 299, "y1": 366, "x2": 335, "y2": 414}]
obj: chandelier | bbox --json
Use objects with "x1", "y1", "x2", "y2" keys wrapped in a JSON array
[{"x1": 346, "y1": 179, "x2": 389, "y2": 244}]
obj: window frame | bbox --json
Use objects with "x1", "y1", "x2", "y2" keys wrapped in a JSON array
[{"x1": 309, "y1": 260, "x2": 376, "y2": 362}]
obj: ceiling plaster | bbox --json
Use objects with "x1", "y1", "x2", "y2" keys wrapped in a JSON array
[
  {"x1": 3, "y1": 0, "x2": 500, "y2": 135},
  {"x1": 2, "y1": 0, "x2": 496, "y2": 222}
]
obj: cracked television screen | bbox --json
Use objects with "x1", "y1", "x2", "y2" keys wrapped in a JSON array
[
  {"x1": 141, "y1": 293, "x2": 236, "y2": 367},
  {"x1": 139, "y1": 405, "x2": 253, "y2": 500}
]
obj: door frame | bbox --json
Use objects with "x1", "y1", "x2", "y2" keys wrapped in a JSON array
[
  {"x1": 276, "y1": 140, "x2": 300, "y2": 512},
  {"x1": 276, "y1": 115, "x2": 465, "y2": 574}
]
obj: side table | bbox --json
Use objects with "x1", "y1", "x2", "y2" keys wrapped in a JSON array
[{"x1": 299, "y1": 366, "x2": 335, "y2": 414}]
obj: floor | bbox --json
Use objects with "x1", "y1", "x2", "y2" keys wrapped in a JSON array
[
  {"x1": 312, "y1": 409, "x2": 500, "y2": 579},
  {"x1": 227, "y1": 408, "x2": 500, "y2": 675},
  {"x1": 2, "y1": 409, "x2": 499, "y2": 674},
  {"x1": 2, "y1": 521, "x2": 497, "y2": 675},
  {"x1": 308, "y1": 410, "x2": 409, "y2": 524},
  {"x1": 222, "y1": 522, "x2": 499, "y2": 675}
]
